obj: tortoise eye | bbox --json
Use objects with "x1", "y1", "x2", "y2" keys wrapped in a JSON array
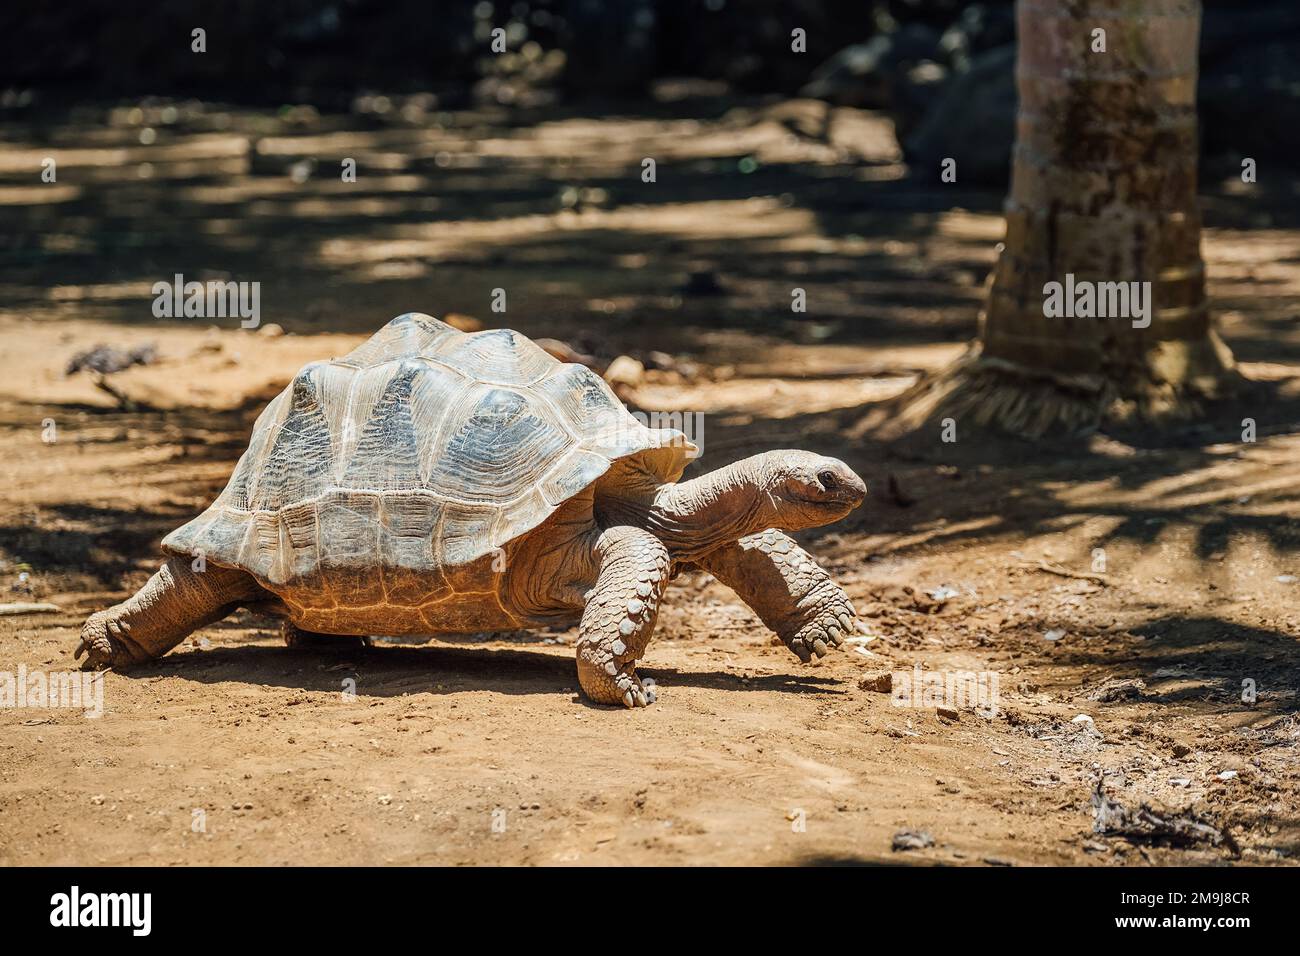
[{"x1": 817, "y1": 469, "x2": 838, "y2": 491}]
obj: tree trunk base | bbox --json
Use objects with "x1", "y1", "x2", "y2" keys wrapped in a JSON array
[{"x1": 864, "y1": 336, "x2": 1241, "y2": 441}]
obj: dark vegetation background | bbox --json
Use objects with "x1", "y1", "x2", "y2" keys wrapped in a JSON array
[{"x1": 5, "y1": 0, "x2": 1298, "y2": 184}]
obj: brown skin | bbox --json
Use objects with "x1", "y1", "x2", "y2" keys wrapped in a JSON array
[
  {"x1": 76, "y1": 559, "x2": 263, "y2": 666},
  {"x1": 77, "y1": 450, "x2": 866, "y2": 709}
]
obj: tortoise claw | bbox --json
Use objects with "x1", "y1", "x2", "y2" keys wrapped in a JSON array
[{"x1": 784, "y1": 593, "x2": 859, "y2": 663}]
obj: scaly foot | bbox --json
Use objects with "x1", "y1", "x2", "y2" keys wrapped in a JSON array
[
  {"x1": 782, "y1": 583, "x2": 859, "y2": 663},
  {"x1": 577, "y1": 650, "x2": 657, "y2": 708},
  {"x1": 76, "y1": 610, "x2": 150, "y2": 669}
]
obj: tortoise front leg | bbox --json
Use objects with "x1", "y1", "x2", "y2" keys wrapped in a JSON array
[
  {"x1": 576, "y1": 526, "x2": 670, "y2": 708},
  {"x1": 77, "y1": 558, "x2": 264, "y2": 668},
  {"x1": 694, "y1": 529, "x2": 858, "y2": 662}
]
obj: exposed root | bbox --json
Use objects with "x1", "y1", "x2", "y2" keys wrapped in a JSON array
[{"x1": 860, "y1": 341, "x2": 1241, "y2": 442}]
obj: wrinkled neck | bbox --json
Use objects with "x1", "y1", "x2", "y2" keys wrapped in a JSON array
[{"x1": 597, "y1": 458, "x2": 769, "y2": 561}]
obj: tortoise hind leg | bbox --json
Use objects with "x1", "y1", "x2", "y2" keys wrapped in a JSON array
[
  {"x1": 77, "y1": 558, "x2": 263, "y2": 668},
  {"x1": 282, "y1": 622, "x2": 371, "y2": 651}
]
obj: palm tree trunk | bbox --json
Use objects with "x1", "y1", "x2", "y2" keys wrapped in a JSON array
[{"x1": 898, "y1": 0, "x2": 1236, "y2": 437}]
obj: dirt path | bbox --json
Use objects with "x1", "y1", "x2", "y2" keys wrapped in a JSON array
[{"x1": 1, "y1": 100, "x2": 1297, "y2": 865}]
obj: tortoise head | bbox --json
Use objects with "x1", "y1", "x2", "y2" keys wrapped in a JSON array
[{"x1": 757, "y1": 450, "x2": 867, "y2": 530}]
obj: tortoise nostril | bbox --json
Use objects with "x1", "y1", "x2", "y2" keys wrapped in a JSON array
[{"x1": 817, "y1": 469, "x2": 838, "y2": 491}]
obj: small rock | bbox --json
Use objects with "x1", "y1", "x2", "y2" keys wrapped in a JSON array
[
  {"x1": 1085, "y1": 677, "x2": 1146, "y2": 702},
  {"x1": 892, "y1": 829, "x2": 934, "y2": 851},
  {"x1": 858, "y1": 672, "x2": 893, "y2": 693},
  {"x1": 1043, "y1": 628, "x2": 1066, "y2": 642},
  {"x1": 645, "y1": 350, "x2": 676, "y2": 370},
  {"x1": 937, "y1": 706, "x2": 960, "y2": 722},
  {"x1": 603, "y1": 355, "x2": 645, "y2": 389},
  {"x1": 257, "y1": 323, "x2": 285, "y2": 337}
]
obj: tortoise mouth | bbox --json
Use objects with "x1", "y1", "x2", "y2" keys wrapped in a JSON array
[
  {"x1": 789, "y1": 484, "x2": 866, "y2": 510},
  {"x1": 786, "y1": 492, "x2": 861, "y2": 520}
]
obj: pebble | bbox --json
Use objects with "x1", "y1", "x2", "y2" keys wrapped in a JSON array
[
  {"x1": 603, "y1": 355, "x2": 645, "y2": 389},
  {"x1": 858, "y1": 672, "x2": 892, "y2": 693},
  {"x1": 892, "y1": 829, "x2": 934, "y2": 851}
]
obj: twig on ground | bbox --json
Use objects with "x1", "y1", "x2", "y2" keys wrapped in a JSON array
[{"x1": 1018, "y1": 559, "x2": 1108, "y2": 585}]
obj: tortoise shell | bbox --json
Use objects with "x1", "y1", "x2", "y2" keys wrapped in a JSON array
[{"x1": 162, "y1": 314, "x2": 692, "y2": 592}]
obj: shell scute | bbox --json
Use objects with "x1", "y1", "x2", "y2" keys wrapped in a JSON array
[
  {"x1": 426, "y1": 385, "x2": 571, "y2": 505},
  {"x1": 436, "y1": 328, "x2": 554, "y2": 385}
]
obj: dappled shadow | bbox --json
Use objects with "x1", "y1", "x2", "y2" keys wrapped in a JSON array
[
  {"x1": 0, "y1": 97, "x2": 994, "y2": 358},
  {"x1": 1054, "y1": 616, "x2": 1300, "y2": 693}
]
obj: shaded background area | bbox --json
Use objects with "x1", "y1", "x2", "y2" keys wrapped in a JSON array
[
  {"x1": 5, "y1": 0, "x2": 1300, "y2": 185},
  {"x1": 3, "y1": 0, "x2": 1299, "y2": 360}
]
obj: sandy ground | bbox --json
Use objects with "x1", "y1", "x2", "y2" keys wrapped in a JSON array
[{"x1": 1, "y1": 97, "x2": 1298, "y2": 866}]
